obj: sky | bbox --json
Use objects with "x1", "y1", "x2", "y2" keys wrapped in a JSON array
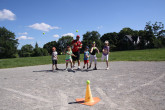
[{"x1": 0, "y1": 0, "x2": 165, "y2": 49}]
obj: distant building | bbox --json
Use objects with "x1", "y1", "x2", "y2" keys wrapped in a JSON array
[{"x1": 125, "y1": 35, "x2": 140, "y2": 45}]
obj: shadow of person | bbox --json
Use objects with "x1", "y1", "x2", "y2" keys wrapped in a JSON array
[
  {"x1": 81, "y1": 69, "x2": 94, "y2": 72},
  {"x1": 33, "y1": 69, "x2": 65, "y2": 73},
  {"x1": 67, "y1": 69, "x2": 76, "y2": 73},
  {"x1": 68, "y1": 101, "x2": 84, "y2": 104},
  {"x1": 33, "y1": 70, "x2": 53, "y2": 72}
]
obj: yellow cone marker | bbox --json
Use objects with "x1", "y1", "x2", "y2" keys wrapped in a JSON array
[{"x1": 76, "y1": 80, "x2": 100, "y2": 106}]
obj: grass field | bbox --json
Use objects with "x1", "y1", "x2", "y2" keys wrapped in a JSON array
[{"x1": 0, "y1": 48, "x2": 165, "y2": 69}]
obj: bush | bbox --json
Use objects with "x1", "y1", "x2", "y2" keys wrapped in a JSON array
[
  {"x1": 32, "y1": 48, "x2": 49, "y2": 57},
  {"x1": 153, "y1": 38, "x2": 162, "y2": 48}
]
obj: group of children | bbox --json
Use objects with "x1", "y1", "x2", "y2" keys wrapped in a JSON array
[{"x1": 51, "y1": 40, "x2": 110, "y2": 71}]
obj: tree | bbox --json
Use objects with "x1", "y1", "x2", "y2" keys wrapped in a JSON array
[
  {"x1": 33, "y1": 42, "x2": 48, "y2": 56},
  {"x1": 35, "y1": 42, "x2": 39, "y2": 48},
  {"x1": 100, "y1": 32, "x2": 118, "y2": 51},
  {"x1": 19, "y1": 44, "x2": 33, "y2": 57},
  {"x1": 145, "y1": 21, "x2": 164, "y2": 37},
  {"x1": 137, "y1": 30, "x2": 148, "y2": 49},
  {"x1": 158, "y1": 30, "x2": 165, "y2": 46},
  {"x1": 117, "y1": 28, "x2": 134, "y2": 50},
  {"x1": 33, "y1": 42, "x2": 41, "y2": 56},
  {"x1": 144, "y1": 21, "x2": 165, "y2": 48},
  {"x1": 43, "y1": 41, "x2": 59, "y2": 54},
  {"x1": 0, "y1": 27, "x2": 18, "y2": 58},
  {"x1": 58, "y1": 36, "x2": 73, "y2": 53},
  {"x1": 41, "y1": 48, "x2": 49, "y2": 56},
  {"x1": 82, "y1": 31, "x2": 102, "y2": 52}
]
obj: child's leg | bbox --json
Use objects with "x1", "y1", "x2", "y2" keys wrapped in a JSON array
[
  {"x1": 70, "y1": 60, "x2": 73, "y2": 68},
  {"x1": 66, "y1": 62, "x2": 68, "y2": 68},
  {"x1": 55, "y1": 64, "x2": 57, "y2": 69},
  {"x1": 87, "y1": 62, "x2": 88, "y2": 69},
  {"x1": 94, "y1": 55, "x2": 97, "y2": 67},
  {"x1": 92, "y1": 55, "x2": 97, "y2": 70},
  {"x1": 89, "y1": 55, "x2": 93, "y2": 68},
  {"x1": 55, "y1": 60, "x2": 57, "y2": 69},
  {"x1": 106, "y1": 55, "x2": 109, "y2": 68},
  {"x1": 52, "y1": 64, "x2": 54, "y2": 71},
  {"x1": 106, "y1": 60, "x2": 108, "y2": 67},
  {"x1": 83, "y1": 61, "x2": 85, "y2": 68}
]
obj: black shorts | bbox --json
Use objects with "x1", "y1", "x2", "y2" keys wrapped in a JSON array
[
  {"x1": 52, "y1": 60, "x2": 57, "y2": 65},
  {"x1": 72, "y1": 52, "x2": 80, "y2": 61}
]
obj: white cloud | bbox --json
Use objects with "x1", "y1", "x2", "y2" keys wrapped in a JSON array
[
  {"x1": 18, "y1": 32, "x2": 28, "y2": 35},
  {"x1": 17, "y1": 36, "x2": 34, "y2": 40},
  {"x1": 28, "y1": 23, "x2": 60, "y2": 32},
  {"x1": 62, "y1": 33, "x2": 74, "y2": 37},
  {"x1": 53, "y1": 34, "x2": 59, "y2": 38},
  {"x1": 97, "y1": 25, "x2": 103, "y2": 29},
  {"x1": 0, "y1": 9, "x2": 16, "y2": 20}
]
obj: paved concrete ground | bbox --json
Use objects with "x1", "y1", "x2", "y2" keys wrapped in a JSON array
[{"x1": 0, "y1": 61, "x2": 165, "y2": 110}]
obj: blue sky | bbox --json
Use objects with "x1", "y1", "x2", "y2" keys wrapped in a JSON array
[{"x1": 0, "y1": 0, "x2": 165, "y2": 49}]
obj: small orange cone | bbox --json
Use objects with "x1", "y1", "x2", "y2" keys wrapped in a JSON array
[{"x1": 76, "y1": 80, "x2": 100, "y2": 106}]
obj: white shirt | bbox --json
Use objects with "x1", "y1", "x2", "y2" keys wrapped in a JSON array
[{"x1": 52, "y1": 51, "x2": 58, "y2": 60}]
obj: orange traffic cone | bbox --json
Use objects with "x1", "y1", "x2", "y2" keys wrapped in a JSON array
[{"x1": 76, "y1": 80, "x2": 100, "y2": 106}]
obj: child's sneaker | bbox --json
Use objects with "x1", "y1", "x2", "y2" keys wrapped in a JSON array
[
  {"x1": 106, "y1": 67, "x2": 109, "y2": 70},
  {"x1": 73, "y1": 65, "x2": 76, "y2": 68},
  {"x1": 83, "y1": 66, "x2": 85, "y2": 69},
  {"x1": 65, "y1": 68, "x2": 68, "y2": 71},
  {"x1": 88, "y1": 65, "x2": 91, "y2": 68},
  {"x1": 77, "y1": 66, "x2": 81, "y2": 70},
  {"x1": 56, "y1": 68, "x2": 59, "y2": 70},
  {"x1": 93, "y1": 67, "x2": 97, "y2": 70}
]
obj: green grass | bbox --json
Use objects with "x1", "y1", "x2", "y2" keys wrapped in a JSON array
[
  {"x1": 0, "y1": 48, "x2": 165, "y2": 69},
  {"x1": 108, "y1": 48, "x2": 165, "y2": 61}
]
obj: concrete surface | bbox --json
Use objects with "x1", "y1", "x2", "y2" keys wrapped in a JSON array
[{"x1": 0, "y1": 61, "x2": 165, "y2": 110}]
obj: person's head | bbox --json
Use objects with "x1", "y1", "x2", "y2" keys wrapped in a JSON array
[
  {"x1": 105, "y1": 40, "x2": 109, "y2": 46},
  {"x1": 92, "y1": 41, "x2": 96, "y2": 47},
  {"x1": 76, "y1": 35, "x2": 80, "y2": 41},
  {"x1": 67, "y1": 46, "x2": 71, "y2": 51},
  {"x1": 85, "y1": 46, "x2": 89, "y2": 51},
  {"x1": 52, "y1": 47, "x2": 56, "y2": 52}
]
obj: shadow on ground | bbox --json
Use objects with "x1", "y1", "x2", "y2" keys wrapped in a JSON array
[{"x1": 33, "y1": 68, "x2": 107, "y2": 73}]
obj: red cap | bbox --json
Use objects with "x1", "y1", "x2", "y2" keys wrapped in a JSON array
[{"x1": 76, "y1": 35, "x2": 80, "y2": 38}]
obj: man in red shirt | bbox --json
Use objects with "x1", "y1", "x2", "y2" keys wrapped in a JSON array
[{"x1": 71, "y1": 35, "x2": 82, "y2": 69}]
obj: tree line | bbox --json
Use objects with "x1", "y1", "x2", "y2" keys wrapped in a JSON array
[{"x1": 0, "y1": 21, "x2": 165, "y2": 59}]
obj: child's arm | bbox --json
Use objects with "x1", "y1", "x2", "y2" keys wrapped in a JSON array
[
  {"x1": 71, "y1": 54, "x2": 77, "y2": 57},
  {"x1": 88, "y1": 53, "x2": 90, "y2": 57},
  {"x1": 90, "y1": 47, "x2": 93, "y2": 53},
  {"x1": 66, "y1": 52, "x2": 71, "y2": 55},
  {"x1": 85, "y1": 54, "x2": 89, "y2": 58},
  {"x1": 102, "y1": 48, "x2": 104, "y2": 53},
  {"x1": 66, "y1": 52, "x2": 76, "y2": 57},
  {"x1": 96, "y1": 47, "x2": 100, "y2": 54}
]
